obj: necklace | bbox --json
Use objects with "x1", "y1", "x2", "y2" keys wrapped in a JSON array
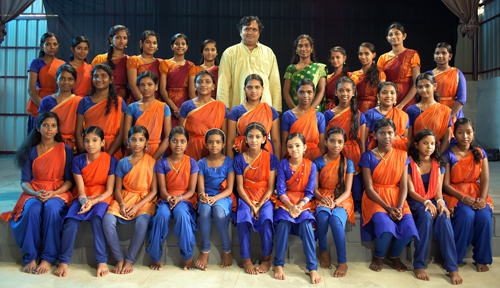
[
  {"x1": 168, "y1": 158, "x2": 180, "y2": 174},
  {"x1": 246, "y1": 151, "x2": 262, "y2": 170},
  {"x1": 456, "y1": 148, "x2": 469, "y2": 158},
  {"x1": 208, "y1": 156, "x2": 224, "y2": 173},
  {"x1": 289, "y1": 159, "x2": 305, "y2": 182},
  {"x1": 375, "y1": 148, "x2": 392, "y2": 164}
]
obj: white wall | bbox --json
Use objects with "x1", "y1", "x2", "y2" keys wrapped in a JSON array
[{"x1": 475, "y1": 76, "x2": 500, "y2": 149}]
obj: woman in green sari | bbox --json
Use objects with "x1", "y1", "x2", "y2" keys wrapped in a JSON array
[{"x1": 283, "y1": 34, "x2": 328, "y2": 112}]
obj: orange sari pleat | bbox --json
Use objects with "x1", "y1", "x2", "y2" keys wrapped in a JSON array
[
  {"x1": 443, "y1": 149, "x2": 494, "y2": 213},
  {"x1": 27, "y1": 58, "x2": 66, "y2": 117},
  {"x1": 2, "y1": 143, "x2": 72, "y2": 222},
  {"x1": 434, "y1": 68, "x2": 459, "y2": 109},
  {"x1": 327, "y1": 108, "x2": 362, "y2": 173},
  {"x1": 234, "y1": 103, "x2": 274, "y2": 154},
  {"x1": 107, "y1": 154, "x2": 156, "y2": 219},
  {"x1": 361, "y1": 149, "x2": 411, "y2": 225},
  {"x1": 76, "y1": 152, "x2": 114, "y2": 205},
  {"x1": 275, "y1": 158, "x2": 315, "y2": 212},
  {"x1": 52, "y1": 95, "x2": 82, "y2": 153},
  {"x1": 74, "y1": 63, "x2": 93, "y2": 96},
  {"x1": 383, "y1": 50, "x2": 418, "y2": 110},
  {"x1": 367, "y1": 108, "x2": 408, "y2": 151},
  {"x1": 243, "y1": 151, "x2": 273, "y2": 205},
  {"x1": 355, "y1": 73, "x2": 380, "y2": 113},
  {"x1": 183, "y1": 101, "x2": 226, "y2": 161},
  {"x1": 164, "y1": 155, "x2": 198, "y2": 208},
  {"x1": 290, "y1": 109, "x2": 321, "y2": 161},
  {"x1": 413, "y1": 103, "x2": 451, "y2": 140},
  {"x1": 316, "y1": 157, "x2": 355, "y2": 224},
  {"x1": 84, "y1": 97, "x2": 124, "y2": 160},
  {"x1": 410, "y1": 158, "x2": 440, "y2": 200},
  {"x1": 135, "y1": 100, "x2": 165, "y2": 157}
]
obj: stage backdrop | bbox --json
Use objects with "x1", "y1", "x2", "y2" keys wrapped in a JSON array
[{"x1": 44, "y1": 0, "x2": 459, "y2": 110}]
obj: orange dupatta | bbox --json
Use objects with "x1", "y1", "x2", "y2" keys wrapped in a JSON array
[
  {"x1": 75, "y1": 152, "x2": 114, "y2": 205},
  {"x1": 413, "y1": 103, "x2": 451, "y2": 140},
  {"x1": 183, "y1": 100, "x2": 226, "y2": 161},
  {"x1": 443, "y1": 149, "x2": 494, "y2": 213},
  {"x1": 107, "y1": 154, "x2": 156, "y2": 219},
  {"x1": 289, "y1": 109, "x2": 321, "y2": 161},
  {"x1": 52, "y1": 95, "x2": 82, "y2": 153},
  {"x1": 27, "y1": 58, "x2": 66, "y2": 118},
  {"x1": 410, "y1": 158, "x2": 440, "y2": 200},
  {"x1": 275, "y1": 158, "x2": 315, "y2": 212},
  {"x1": 361, "y1": 149, "x2": 411, "y2": 226},
  {"x1": 233, "y1": 103, "x2": 274, "y2": 154},
  {"x1": 367, "y1": 107, "x2": 408, "y2": 151},
  {"x1": 2, "y1": 143, "x2": 73, "y2": 222},
  {"x1": 434, "y1": 68, "x2": 459, "y2": 110},
  {"x1": 164, "y1": 155, "x2": 198, "y2": 208},
  {"x1": 243, "y1": 151, "x2": 273, "y2": 205},
  {"x1": 316, "y1": 156, "x2": 355, "y2": 224},
  {"x1": 84, "y1": 97, "x2": 124, "y2": 160},
  {"x1": 135, "y1": 100, "x2": 165, "y2": 157},
  {"x1": 327, "y1": 108, "x2": 362, "y2": 173},
  {"x1": 73, "y1": 62, "x2": 93, "y2": 96}
]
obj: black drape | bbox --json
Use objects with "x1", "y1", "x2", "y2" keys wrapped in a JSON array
[{"x1": 44, "y1": 0, "x2": 458, "y2": 97}]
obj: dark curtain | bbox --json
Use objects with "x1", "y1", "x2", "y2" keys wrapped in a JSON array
[
  {"x1": 442, "y1": 0, "x2": 480, "y2": 38},
  {"x1": 0, "y1": 0, "x2": 36, "y2": 44},
  {"x1": 44, "y1": 0, "x2": 458, "y2": 102}
]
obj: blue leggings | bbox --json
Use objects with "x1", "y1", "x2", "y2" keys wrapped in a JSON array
[
  {"x1": 59, "y1": 216, "x2": 107, "y2": 264},
  {"x1": 274, "y1": 220, "x2": 318, "y2": 271},
  {"x1": 316, "y1": 207, "x2": 348, "y2": 264},
  {"x1": 11, "y1": 197, "x2": 68, "y2": 263},
  {"x1": 452, "y1": 206, "x2": 492, "y2": 265},
  {"x1": 237, "y1": 220, "x2": 274, "y2": 259},
  {"x1": 198, "y1": 203, "x2": 231, "y2": 253},
  {"x1": 102, "y1": 213, "x2": 150, "y2": 263},
  {"x1": 375, "y1": 232, "x2": 413, "y2": 258}
]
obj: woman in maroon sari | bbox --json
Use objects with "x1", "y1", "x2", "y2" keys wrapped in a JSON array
[
  {"x1": 377, "y1": 22, "x2": 420, "y2": 111},
  {"x1": 325, "y1": 47, "x2": 358, "y2": 110},
  {"x1": 188, "y1": 39, "x2": 220, "y2": 100},
  {"x1": 91, "y1": 25, "x2": 130, "y2": 101},
  {"x1": 159, "y1": 33, "x2": 194, "y2": 127}
]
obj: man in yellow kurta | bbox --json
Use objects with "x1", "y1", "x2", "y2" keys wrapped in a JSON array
[{"x1": 217, "y1": 16, "x2": 282, "y2": 112}]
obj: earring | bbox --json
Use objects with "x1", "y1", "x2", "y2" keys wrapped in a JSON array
[
  {"x1": 343, "y1": 61, "x2": 346, "y2": 65},
  {"x1": 127, "y1": 144, "x2": 130, "y2": 148},
  {"x1": 125, "y1": 45, "x2": 128, "y2": 48},
  {"x1": 110, "y1": 44, "x2": 113, "y2": 47},
  {"x1": 140, "y1": 46, "x2": 143, "y2": 49}
]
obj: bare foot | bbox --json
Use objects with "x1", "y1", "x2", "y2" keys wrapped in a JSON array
[
  {"x1": 96, "y1": 263, "x2": 109, "y2": 277},
  {"x1": 54, "y1": 263, "x2": 68, "y2": 277},
  {"x1": 35, "y1": 260, "x2": 51, "y2": 275},
  {"x1": 474, "y1": 263, "x2": 489, "y2": 272},
  {"x1": 370, "y1": 256, "x2": 384, "y2": 272},
  {"x1": 414, "y1": 268, "x2": 430, "y2": 281},
  {"x1": 273, "y1": 266, "x2": 286, "y2": 280},
  {"x1": 334, "y1": 263, "x2": 348, "y2": 277},
  {"x1": 309, "y1": 270, "x2": 323, "y2": 284},
  {"x1": 150, "y1": 260, "x2": 163, "y2": 271},
  {"x1": 221, "y1": 251, "x2": 233, "y2": 268},
  {"x1": 449, "y1": 271, "x2": 463, "y2": 285},
  {"x1": 111, "y1": 259, "x2": 124, "y2": 274},
  {"x1": 389, "y1": 256, "x2": 407, "y2": 272},
  {"x1": 196, "y1": 251, "x2": 209, "y2": 271},
  {"x1": 320, "y1": 251, "x2": 332, "y2": 269},
  {"x1": 183, "y1": 257, "x2": 196, "y2": 270},
  {"x1": 121, "y1": 261, "x2": 134, "y2": 274},
  {"x1": 242, "y1": 258, "x2": 258, "y2": 275},
  {"x1": 256, "y1": 256, "x2": 272, "y2": 273},
  {"x1": 23, "y1": 260, "x2": 37, "y2": 274}
]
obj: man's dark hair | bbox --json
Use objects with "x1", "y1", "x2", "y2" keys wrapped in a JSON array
[{"x1": 237, "y1": 16, "x2": 264, "y2": 33}]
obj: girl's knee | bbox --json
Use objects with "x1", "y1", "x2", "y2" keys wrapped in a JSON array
[
  {"x1": 198, "y1": 204, "x2": 212, "y2": 218},
  {"x1": 212, "y1": 205, "x2": 226, "y2": 220}
]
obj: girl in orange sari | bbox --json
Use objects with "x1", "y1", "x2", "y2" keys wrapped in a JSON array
[
  {"x1": 314, "y1": 127, "x2": 355, "y2": 278},
  {"x1": 56, "y1": 126, "x2": 117, "y2": 278},
  {"x1": 179, "y1": 70, "x2": 228, "y2": 161},
  {"x1": 146, "y1": 127, "x2": 199, "y2": 271},
  {"x1": 38, "y1": 65, "x2": 82, "y2": 153},
  {"x1": 103, "y1": 126, "x2": 157, "y2": 275},
  {"x1": 27, "y1": 33, "x2": 65, "y2": 134},
  {"x1": 123, "y1": 71, "x2": 172, "y2": 159},
  {"x1": 407, "y1": 73, "x2": 452, "y2": 153},
  {"x1": 353, "y1": 43, "x2": 387, "y2": 113},
  {"x1": 188, "y1": 39, "x2": 220, "y2": 100},
  {"x1": 281, "y1": 79, "x2": 325, "y2": 161},
  {"x1": 359, "y1": 118, "x2": 418, "y2": 273},
  {"x1": 443, "y1": 118, "x2": 493, "y2": 272},
  {"x1": 75, "y1": 64, "x2": 126, "y2": 159},
  {"x1": 2, "y1": 112, "x2": 74, "y2": 275},
  {"x1": 377, "y1": 22, "x2": 420, "y2": 111},
  {"x1": 67, "y1": 36, "x2": 92, "y2": 96},
  {"x1": 127, "y1": 30, "x2": 162, "y2": 104},
  {"x1": 274, "y1": 133, "x2": 322, "y2": 284},
  {"x1": 227, "y1": 74, "x2": 281, "y2": 159},
  {"x1": 324, "y1": 76, "x2": 366, "y2": 211},
  {"x1": 159, "y1": 33, "x2": 195, "y2": 127},
  {"x1": 364, "y1": 82, "x2": 409, "y2": 151},
  {"x1": 91, "y1": 25, "x2": 130, "y2": 100},
  {"x1": 325, "y1": 47, "x2": 358, "y2": 110}
]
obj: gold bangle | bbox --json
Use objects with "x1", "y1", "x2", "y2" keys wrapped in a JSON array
[{"x1": 461, "y1": 195, "x2": 465, "y2": 202}]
